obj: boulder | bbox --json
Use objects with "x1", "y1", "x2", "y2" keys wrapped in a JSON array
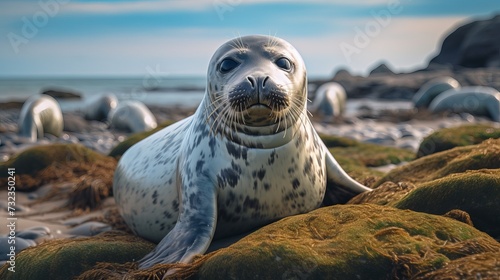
[
  {"x1": 0, "y1": 143, "x2": 116, "y2": 191},
  {"x1": 195, "y1": 204, "x2": 499, "y2": 280},
  {"x1": 416, "y1": 124, "x2": 500, "y2": 158},
  {"x1": 376, "y1": 138, "x2": 500, "y2": 186},
  {"x1": 0, "y1": 231, "x2": 154, "y2": 280},
  {"x1": 394, "y1": 169, "x2": 500, "y2": 238}
]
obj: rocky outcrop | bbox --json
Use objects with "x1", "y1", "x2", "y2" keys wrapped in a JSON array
[
  {"x1": 310, "y1": 15, "x2": 500, "y2": 101},
  {"x1": 369, "y1": 62, "x2": 394, "y2": 75},
  {"x1": 429, "y1": 14, "x2": 500, "y2": 68}
]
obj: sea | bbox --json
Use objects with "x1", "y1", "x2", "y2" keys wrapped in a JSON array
[{"x1": 0, "y1": 76, "x2": 207, "y2": 111}]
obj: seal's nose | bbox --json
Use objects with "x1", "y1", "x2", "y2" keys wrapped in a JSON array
[
  {"x1": 247, "y1": 76, "x2": 270, "y2": 89},
  {"x1": 247, "y1": 76, "x2": 270, "y2": 104}
]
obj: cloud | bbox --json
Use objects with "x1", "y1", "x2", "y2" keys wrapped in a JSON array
[
  {"x1": 0, "y1": 0, "x2": 393, "y2": 17},
  {"x1": 65, "y1": 0, "x2": 392, "y2": 15},
  {"x1": 0, "y1": 8, "x2": 480, "y2": 77}
]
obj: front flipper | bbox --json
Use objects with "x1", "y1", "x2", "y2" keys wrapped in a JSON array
[
  {"x1": 323, "y1": 150, "x2": 372, "y2": 205},
  {"x1": 139, "y1": 175, "x2": 217, "y2": 268}
]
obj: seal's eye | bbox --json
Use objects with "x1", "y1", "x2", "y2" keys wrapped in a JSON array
[
  {"x1": 276, "y1": 57, "x2": 292, "y2": 71},
  {"x1": 219, "y1": 58, "x2": 239, "y2": 73}
]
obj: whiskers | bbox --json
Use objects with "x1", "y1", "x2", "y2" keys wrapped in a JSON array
[
  {"x1": 265, "y1": 94, "x2": 308, "y2": 138},
  {"x1": 230, "y1": 33, "x2": 246, "y2": 53},
  {"x1": 205, "y1": 93, "x2": 246, "y2": 139},
  {"x1": 266, "y1": 33, "x2": 280, "y2": 49},
  {"x1": 205, "y1": 88, "x2": 308, "y2": 140}
]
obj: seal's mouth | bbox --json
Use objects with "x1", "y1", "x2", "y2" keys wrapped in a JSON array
[{"x1": 248, "y1": 103, "x2": 272, "y2": 110}]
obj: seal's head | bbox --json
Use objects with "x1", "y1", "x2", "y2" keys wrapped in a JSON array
[{"x1": 205, "y1": 35, "x2": 307, "y2": 138}]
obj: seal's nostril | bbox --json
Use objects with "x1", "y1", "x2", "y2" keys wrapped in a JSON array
[
  {"x1": 247, "y1": 76, "x2": 256, "y2": 88},
  {"x1": 262, "y1": 76, "x2": 269, "y2": 88}
]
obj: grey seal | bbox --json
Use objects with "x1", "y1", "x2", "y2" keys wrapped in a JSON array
[
  {"x1": 84, "y1": 94, "x2": 118, "y2": 121},
  {"x1": 108, "y1": 100, "x2": 157, "y2": 133},
  {"x1": 412, "y1": 76, "x2": 460, "y2": 108},
  {"x1": 18, "y1": 95, "x2": 63, "y2": 141},
  {"x1": 309, "y1": 82, "x2": 347, "y2": 121},
  {"x1": 113, "y1": 35, "x2": 371, "y2": 268},
  {"x1": 429, "y1": 86, "x2": 500, "y2": 121}
]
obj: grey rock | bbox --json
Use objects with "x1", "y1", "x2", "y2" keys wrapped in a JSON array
[{"x1": 429, "y1": 14, "x2": 500, "y2": 68}]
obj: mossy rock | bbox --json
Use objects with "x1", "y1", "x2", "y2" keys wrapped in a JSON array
[
  {"x1": 415, "y1": 251, "x2": 500, "y2": 280},
  {"x1": 319, "y1": 134, "x2": 415, "y2": 185},
  {"x1": 417, "y1": 124, "x2": 500, "y2": 158},
  {"x1": 0, "y1": 231, "x2": 155, "y2": 280},
  {"x1": 194, "y1": 204, "x2": 499, "y2": 280},
  {"x1": 0, "y1": 143, "x2": 109, "y2": 176},
  {"x1": 320, "y1": 134, "x2": 415, "y2": 167},
  {"x1": 318, "y1": 134, "x2": 359, "y2": 148},
  {"x1": 108, "y1": 120, "x2": 173, "y2": 157},
  {"x1": 331, "y1": 155, "x2": 383, "y2": 185},
  {"x1": 348, "y1": 181, "x2": 418, "y2": 206},
  {"x1": 374, "y1": 138, "x2": 500, "y2": 187},
  {"x1": 393, "y1": 169, "x2": 500, "y2": 238}
]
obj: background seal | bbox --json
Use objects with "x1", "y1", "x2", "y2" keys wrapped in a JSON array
[
  {"x1": 18, "y1": 94, "x2": 63, "y2": 141},
  {"x1": 108, "y1": 100, "x2": 157, "y2": 133}
]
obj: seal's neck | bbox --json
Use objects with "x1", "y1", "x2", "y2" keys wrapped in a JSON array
[{"x1": 198, "y1": 97, "x2": 308, "y2": 149}]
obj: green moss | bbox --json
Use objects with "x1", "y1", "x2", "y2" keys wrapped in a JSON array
[
  {"x1": 416, "y1": 252, "x2": 500, "y2": 279},
  {"x1": 320, "y1": 134, "x2": 415, "y2": 167},
  {"x1": 196, "y1": 204, "x2": 499, "y2": 280},
  {"x1": 108, "y1": 120, "x2": 174, "y2": 157},
  {"x1": 393, "y1": 169, "x2": 500, "y2": 238},
  {"x1": 318, "y1": 134, "x2": 359, "y2": 148},
  {"x1": 417, "y1": 124, "x2": 500, "y2": 158},
  {"x1": 51, "y1": 205, "x2": 500, "y2": 280},
  {"x1": 331, "y1": 145, "x2": 414, "y2": 167},
  {"x1": 332, "y1": 154, "x2": 384, "y2": 182},
  {"x1": 318, "y1": 134, "x2": 415, "y2": 184},
  {"x1": 374, "y1": 138, "x2": 500, "y2": 187},
  {"x1": 0, "y1": 231, "x2": 155, "y2": 280},
  {"x1": 0, "y1": 143, "x2": 107, "y2": 176}
]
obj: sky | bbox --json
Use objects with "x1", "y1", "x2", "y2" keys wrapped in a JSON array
[{"x1": 0, "y1": 0, "x2": 498, "y2": 78}]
